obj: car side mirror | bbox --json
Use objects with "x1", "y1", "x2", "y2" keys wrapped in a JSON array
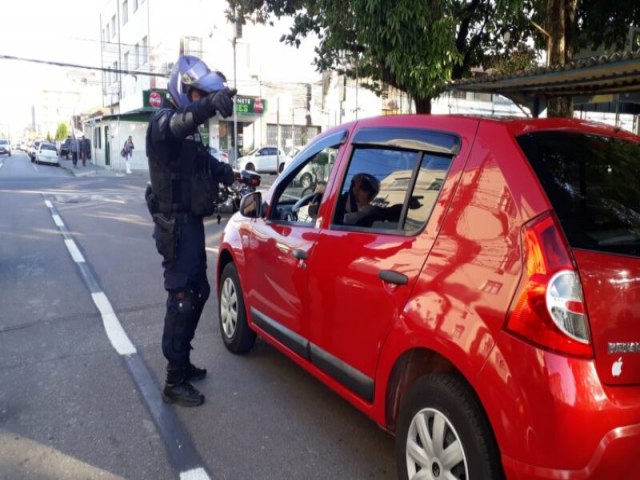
[{"x1": 239, "y1": 191, "x2": 263, "y2": 218}]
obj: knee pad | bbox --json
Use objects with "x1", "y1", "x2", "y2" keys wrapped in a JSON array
[{"x1": 162, "y1": 289, "x2": 197, "y2": 363}]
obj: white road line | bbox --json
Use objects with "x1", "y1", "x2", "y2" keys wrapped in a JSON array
[
  {"x1": 180, "y1": 468, "x2": 211, "y2": 480},
  {"x1": 64, "y1": 239, "x2": 86, "y2": 263},
  {"x1": 44, "y1": 199, "x2": 53, "y2": 208},
  {"x1": 206, "y1": 247, "x2": 219, "y2": 254},
  {"x1": 52, "y1": 214, "x2": 64, "y2": 227},
  {"x1": 91, "y1": 292, "x2": 137, "y2": 356}
]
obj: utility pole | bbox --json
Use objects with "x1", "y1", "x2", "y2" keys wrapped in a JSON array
[{"x1": 232, "y1": 10, "x2": 242, "y2": 167}]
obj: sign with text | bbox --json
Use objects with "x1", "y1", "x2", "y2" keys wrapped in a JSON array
[{"x1": 235, "y1": 96, "x2": 267, "y2": 115}]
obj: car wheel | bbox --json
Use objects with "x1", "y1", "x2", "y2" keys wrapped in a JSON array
[
  {"x1": 278, "y1": 163, "x2": 285, "y2": 174},
  {"x1": 300, "y1": 172, "x2": 314, "y2": 189},
  {"x1": 219, "y1": 263, "x2": 256, "y2": 354},
  {"x1": 396, "y1": 374, "x2": 503, "y2": 480},
  {"x1": 245, "y1": 162, "x2": 255, "y2": 172}
]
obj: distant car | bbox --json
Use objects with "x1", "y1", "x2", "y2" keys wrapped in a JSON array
[
  {"x1": 278, "y1": 146, "x2": 302, "y2": 174},
  {"x1": 0, "y1": 139, "x2": 11, "y2": 156},
  {"x1": 34, "y1": 143, "x2": 60, "y2": 166},
  {"x1": 28, "y1": 141, "x2": 43, "y2": 162},
  {"x1": 59, "y1": 138, "x2": 71, "y2": 159},
  {"x1": 238, "y1": 146, "x2": 285, "y2": 174}
]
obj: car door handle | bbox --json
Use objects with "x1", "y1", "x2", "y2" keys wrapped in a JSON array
[
  {"x1": 292, "y1": 248, "x2": 308, "y2": 260},
  {"x1": 379, "y1": 270, "x2": 408, "y2": 286}
]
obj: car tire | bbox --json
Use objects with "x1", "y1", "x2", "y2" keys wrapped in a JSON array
[
  {"x1": 278, "y1": 163, "x2": 285, "y2": 174},
  {"x1": 396, "y1": 374, "x2": 503, "y2": 480},
  {"x1": 219, "y1": 263, "x2": 256, "y2": 354},
  {"x1": 300, "y1": 172, "x2": 314, "y2": 189},
  {"x1": 246, "y1": 162, "x2": 255, "y2": 172}
]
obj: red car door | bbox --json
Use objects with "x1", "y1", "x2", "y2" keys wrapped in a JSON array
[
  {"x1": 305, "y1": 119, "x2": 475, "y2": 401},
  {"x1": 242, "y1": 132, "x2": 347, "y2": 356}
]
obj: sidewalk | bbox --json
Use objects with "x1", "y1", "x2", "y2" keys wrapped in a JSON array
[{"x1": 60, "y1": 159, "x2": 145, "y2": 178}]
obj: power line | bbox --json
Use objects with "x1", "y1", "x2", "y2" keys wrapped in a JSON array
[{"x1": 0, "y1": 54, "x2": 167, "y2": 78}]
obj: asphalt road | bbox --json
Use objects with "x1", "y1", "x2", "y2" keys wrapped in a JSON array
[{"x1": 0, "y1": 151, "x2": 395, "y2": 480}]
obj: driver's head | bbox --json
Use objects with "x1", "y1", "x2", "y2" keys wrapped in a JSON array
[{"x1": 351, "y1": 173, "x2": 379, "y2": 204}]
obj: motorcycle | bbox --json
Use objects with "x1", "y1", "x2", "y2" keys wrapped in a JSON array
[{"x1": 213, "y1": 169, "x2": 261, "y2": 223}]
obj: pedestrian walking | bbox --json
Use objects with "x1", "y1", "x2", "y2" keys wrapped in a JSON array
[
  {"x1": 145, "y1": 55, "x2": 236, "y2": 407},
  {"x1": 121, "y1": 136, "x2": 134, "y2": 174},
  {"x1": 70, "y1": 136, "x2": 79, "y2": 166},
  {"x1": 80, "y1": 135, "x2": 90, "y2": 166}
]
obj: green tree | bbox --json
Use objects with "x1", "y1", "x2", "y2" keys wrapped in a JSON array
[
  {"x1": 227, "y1": 0, "x2": 534, "y2": 113},
  {"x1": 530, "y1": 0, "x2": 640, "y2": 117},
  {"x1": 55, "y1": 122, "x2": 69, "y2": 141}
]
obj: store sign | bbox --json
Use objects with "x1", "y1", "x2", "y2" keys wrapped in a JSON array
[
  {"x1": 235, "y1": 96, "x2": 267, "y2": 115},
  {"x1": 143, "y1": 89, "x2": 168, "y2": 109}
]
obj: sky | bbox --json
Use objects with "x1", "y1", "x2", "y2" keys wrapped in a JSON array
[
  {"x1": 0, "y1": 0, "x2": 320, "y2": 136},
  {"x1": 0, "y1": 0, "x2": 100, "y2": 131}
]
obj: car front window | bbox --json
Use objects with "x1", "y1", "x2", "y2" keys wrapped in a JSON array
[{"x1": 272, "y1": 146, "x2": 340, "y2": 225}]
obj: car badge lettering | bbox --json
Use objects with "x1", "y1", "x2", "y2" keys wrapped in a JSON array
[
  {"x1": 607, "y1": 342, "x2": 640, "y2": 354},
  {"x1": 612, "y1": 357, "x2": 623, "y2": 377}
]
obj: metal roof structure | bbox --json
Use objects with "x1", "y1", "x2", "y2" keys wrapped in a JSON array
[{"x1": 449, "y1": 51, "x2": 640, "y2": 116}]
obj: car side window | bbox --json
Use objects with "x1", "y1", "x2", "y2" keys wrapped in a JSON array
[
  {"x1": 271, "y1": 146, "x2": 340, "y2": 225},
  {"x1": 332, "y1": 147, "x2": 452, "y2": 233}
]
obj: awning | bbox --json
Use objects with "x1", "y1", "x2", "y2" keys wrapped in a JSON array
[{"x1": 449, "y1": 51, "x2": 640, "y2": 115}]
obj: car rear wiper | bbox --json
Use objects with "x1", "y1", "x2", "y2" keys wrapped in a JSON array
[{"x1": 598, "y1": 234, "x2": 640, "y2": 246}]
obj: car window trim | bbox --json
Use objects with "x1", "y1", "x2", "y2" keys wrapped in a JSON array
[{"x1": 351, "y1": 127, "x2": 460, "y2": 156}]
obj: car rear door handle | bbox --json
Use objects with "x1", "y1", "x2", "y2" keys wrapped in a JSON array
[
  {"x1": 379, "y1": 270, "x2": 408, "y2": 285},
  {"x1": 292, "y1": 249, "x2": 308, "y2": 260}
]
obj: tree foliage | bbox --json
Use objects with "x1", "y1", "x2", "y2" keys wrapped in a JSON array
[
  {"x1": 227, "y1": 0, "x2": 535, "y2": 113},
  {"x1": 228, "y1": 0, "x2": 640, "y2": 115},
  {"x1": 55, "y1": 122, "x2": 69, "y2": 141}
]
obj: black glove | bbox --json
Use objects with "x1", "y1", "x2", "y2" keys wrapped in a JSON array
[
  {"x1": 215, "y1": 163, "x2": 235, "y2": 186},
  {"x1": 206, "y1": 88, "x2": 237, "y2": 118}
]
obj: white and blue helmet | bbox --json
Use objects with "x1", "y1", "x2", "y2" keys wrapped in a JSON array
[{"x1": 167, "y1": 55, "x2": 227, "y2": 108}]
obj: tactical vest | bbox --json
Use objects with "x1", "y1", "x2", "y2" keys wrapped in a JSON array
[{"x1": 148, "y1": 137, "x2": 218, "y2": 218}]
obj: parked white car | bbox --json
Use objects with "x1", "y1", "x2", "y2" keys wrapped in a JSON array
[
  {"x1": 34, "y1": 143, "x2": 60, "y2": 166},
  {"x1": 238, "y1": 146, "x2": 285, "y2": 174}
]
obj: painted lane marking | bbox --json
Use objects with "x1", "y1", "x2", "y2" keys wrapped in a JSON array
[
  {"x1": 52, "y1": 214, "x2": 64, "y2": 227},
  {"x1": 64, "y1": 239, "x2": 86, "y2": 263},
  {"x1": 43, "y1": 195, "x2": 212, "y2": 480},
  {"x1": 180, "y1": 468, "x2": 211, "y2": 480},
  {"x1": 91, "y1": 292, "x2": 137, "y2": 356}
]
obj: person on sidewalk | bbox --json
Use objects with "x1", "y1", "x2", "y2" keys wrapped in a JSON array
[
  {"x1": 80, "y1": 135, "x2": 90, "y2": 166},
  {"x1": 70, "y1": 136, "x2": 79, "y2": 167},
  {"x1": 122, "y1": 136, "x2": 134, "y2": 174},
  {"x1": 145, "y1": 55, "x2": 236, "y2": 407}
]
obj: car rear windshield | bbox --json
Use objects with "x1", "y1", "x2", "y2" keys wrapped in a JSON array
[
  {"x1": 517, "y1": 131, "x2": 640, "y2": 257},
  {"x1": 42, "y1": 144, "x2": 57, "y2": 151}
]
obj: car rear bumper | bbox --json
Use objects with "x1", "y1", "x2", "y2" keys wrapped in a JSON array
[
  {"x1": 479, "y1": 333, "x2": 640, "y2": 479},
  {"x1": 502, "y1": 423, "x2": 640, "y2": 479}
]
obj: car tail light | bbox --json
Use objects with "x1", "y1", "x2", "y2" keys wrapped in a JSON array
[{"x1": 506, "y1": 213, "x2": 593, "y2": 358}]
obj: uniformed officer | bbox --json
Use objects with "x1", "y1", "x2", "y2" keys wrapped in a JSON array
[{"x1": 145, "y1": 55, "x2": 236, "y2": 406}]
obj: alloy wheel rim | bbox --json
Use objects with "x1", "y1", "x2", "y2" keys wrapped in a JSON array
[
  {"x1": 220, "y1": 278, "x2": 238, "y2": 338},
  {"x1": 406, "y1": 407, "x2": 468, "y2": 480}
]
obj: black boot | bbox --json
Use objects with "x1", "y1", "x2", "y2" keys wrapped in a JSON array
[
  {"x1": 187, "y1": 363, "x2": 207, "y2": 382},
  {"x1": 162, "y1": 364, "x2": 204, "y2": 407}
]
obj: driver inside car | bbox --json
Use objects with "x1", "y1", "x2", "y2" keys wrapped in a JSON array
[{"x1": 340, "y1": 173, "x2": 380, "y2": 226}]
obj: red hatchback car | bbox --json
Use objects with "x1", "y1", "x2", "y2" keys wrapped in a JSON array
[{"x1": 216, "y1": 115, "x2": 640, "y2": 479}]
